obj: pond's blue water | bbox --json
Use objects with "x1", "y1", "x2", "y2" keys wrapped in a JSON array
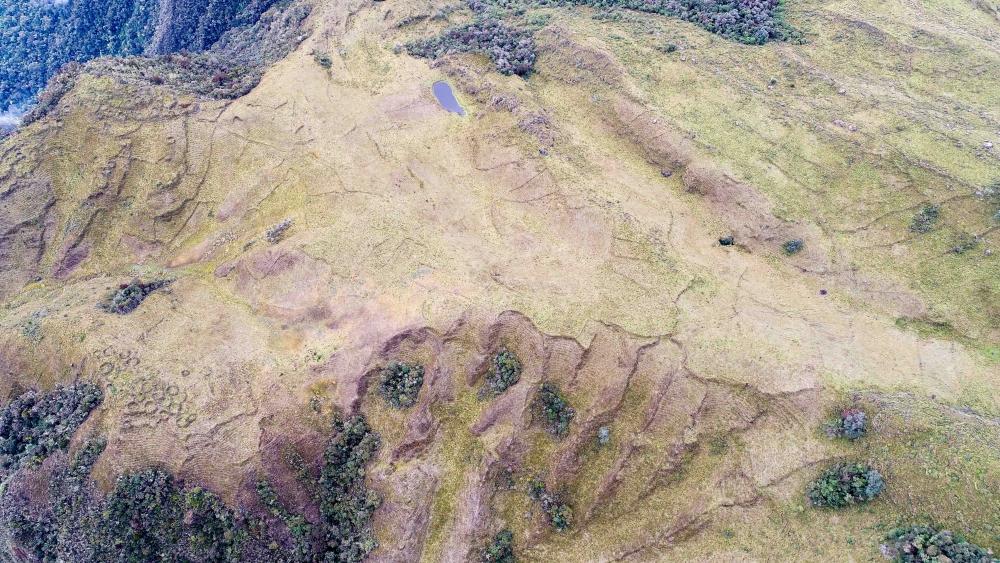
[{"x1": 432, "y1": 82, "x2": 466, "y2": 116}]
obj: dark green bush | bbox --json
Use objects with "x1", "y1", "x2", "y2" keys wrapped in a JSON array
[
  {"x1": 806, "y1": 462, "x2": 884, "y2": 508},
  {"x1": 537, "y1": 383, "x2": 575, "y2": 438},
  {"x1": 528, "y1": 479, "x2": 572, "y2": 531},
  {"x1": 910, "y1": 204, "x2": 940, "y2": 233},
  {"x1": 97, "y1": 279, "x2": 171, "y2": 314},
  {"x1": 482, "y1": 348, "x2": 522, "y2": 398},
  {"x1": 783, "y1": 239, "x2": 804, "y2": 255},
  {"x1": 882, "y1": 525, "x2": 1000, "y2": 563},
  {"x1": 480, "y1": 528, "x2": 516, "y2": 562},
  {"x1": 0, "y1": 383, "x2": 104, "y2": 473},
  {"x1": 377, "y1": 362, "x2": 424, "y2": 409}
]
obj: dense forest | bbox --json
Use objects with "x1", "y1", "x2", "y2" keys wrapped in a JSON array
[{"x1": 0, "y1": 0, "x2": 281, "y2": 112}]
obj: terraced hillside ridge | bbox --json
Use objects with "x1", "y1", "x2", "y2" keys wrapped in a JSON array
[{"x1": 1, "y1": 0, "x2": 1000, "y2": 561}]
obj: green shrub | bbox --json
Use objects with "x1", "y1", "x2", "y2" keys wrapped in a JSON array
[
  {"x1": 480, "y1": 528, "x2": 516, "y2": 563},
  {"x1": 97, "y1": 279, "x2": 171, "y2": 314},
  {"x1": 783, "y1": 239, "x2": 804, "y2": 255},
  {"x1": 377, "y1": 362, "x2": 424, "y2": 409},
  {"x1": 0, "y1": 383, "x2": 103, "y2": 473},
  {"x1": 537, "y1": 383, "x2": 575, "y2": 438},
  {"x1": 482, "y1": 348, "x2": 522, "y2": 398},
  {"x1": 314, "y1": 53, "x2": 333, "y2": 68},
  {"x1": 910, "y1": 204, "x2": 940, "y2": 233},
  {"x1": 806, "y1": 462, "x2": 884, "y2": 508},
  {"x1": 882, "y1": 525, "x2": 1000, "y2": 563}
]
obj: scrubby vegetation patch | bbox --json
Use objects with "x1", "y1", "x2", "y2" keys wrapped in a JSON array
[
  {"x1": 953, "y1": 233, "x2": 980, "y2": 254},
  {"x1": 536, "y1": 383, "x2": 575, "y2": 438},
  {"x1": 480, "y1": 528, "x2": 516, "y2": 562},
  {"x1": 806, "y1": 462, "x2": 884, "y2": 508},
  {"x1": 2, "y1": 438, "x2": 107, "y2": 563},
  {"x1": 377, "y1": 362, "x2": 425, "y2": 409},
  {"x1": 266, "y1": 219, "x2": 293, "y2": 244},
  {"x1": 882, "y1": 525, "x2": 1000, "y2": 563},
  {"x1": 911, "y1": 204, "x2": 940, "y2": 233},
  {"x1": 1, "y1": 414, "x2": 384, "y2": 563},
  {"x1": 98, "y1": 279, "x2": 172, "y2": 314},
  {"x1": 478, "y1": 0, "x2": 797, "y2": 43},
  {"x1": 407, "y1": 0, "x2": 796, "y2": 76},
  {"x1": 406, "y1": 18, "x2": 537, "y2": 76},
  {"x1": 562, "y1": 0, "x2": 798, "y2": 44},
  {"x1": 0, "y1": 383, "x2": 103, "y2": 474},
  {"x1": 255, "y1": 479, "x2": 314, "y2": 560},
  {"x1": 481, "y1": 348, "x2": 522, "y2": 398},
  {"x1": 528, "y1": 478, "x2": 572, "y2": 531},
  {"x1": 824, "y1": 408, "x2": 867, "y2": 440}
]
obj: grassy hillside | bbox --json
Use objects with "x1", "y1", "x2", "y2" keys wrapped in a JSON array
[{"x1": 0, "y1": 0, "x2": 999, "y2": 561}]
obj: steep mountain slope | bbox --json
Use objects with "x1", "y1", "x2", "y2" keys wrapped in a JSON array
[
  {"x1": 1, "y1": 0, "x2": 1000, "y2": 561},
  {"x1": 0, "y1": 0, "x2": 285, "y2": 112}
]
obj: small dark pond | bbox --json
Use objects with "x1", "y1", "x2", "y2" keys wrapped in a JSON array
[{"x1": 432, "y1": 82, "x2": 466, "y2": 116}]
